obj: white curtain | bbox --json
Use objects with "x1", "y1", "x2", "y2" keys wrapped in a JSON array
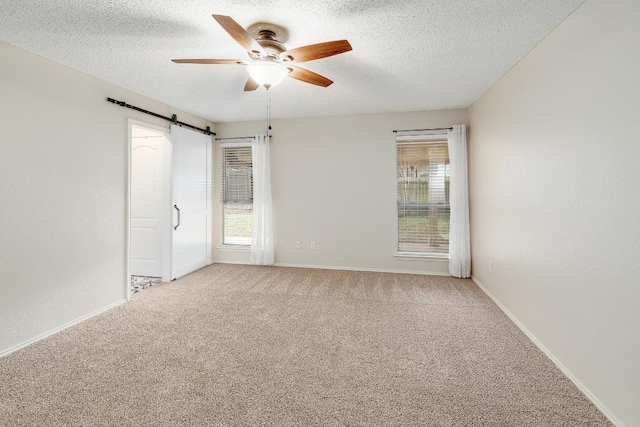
[
  {"x1": 447, "y1": 125, "x2": 471, "y2": 278},
  {"x1": 250, "y1": 134, "x2": 274, "y2": 265}
]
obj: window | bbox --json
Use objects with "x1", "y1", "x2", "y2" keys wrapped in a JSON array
[
  {"x1": 222, "y1": 145, "x2": 253, "y2": 245},
  {"x1": 396, "y1": 138, "x2": 450, "y2": 255}
]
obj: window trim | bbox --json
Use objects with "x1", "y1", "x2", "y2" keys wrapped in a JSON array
[
  {"x1": 394, "y1": 252, "x2": 448, "y2": 260},
  {"x1": 216, "y1": 245, "x2": 251, "y2": 253},
  {"x1": 395, "y1": 133, "x2": 450, "y2": 259}
]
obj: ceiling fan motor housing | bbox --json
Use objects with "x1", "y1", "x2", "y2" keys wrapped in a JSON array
[{"x1": 256, "y1": 29, "x2": 286, "y2": 56}]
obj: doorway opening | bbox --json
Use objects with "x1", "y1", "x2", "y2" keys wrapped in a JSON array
[
  {"x1": 127, "y1": 121, "x2": 213, "y2": 299},
  {"x1": 128, "y1": 122, "x2": 172, "y2": 298}
]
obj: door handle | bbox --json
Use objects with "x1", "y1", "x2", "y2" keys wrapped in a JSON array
[{"x1": 174, "y1": 204, "x2": 181, "y2": 230}]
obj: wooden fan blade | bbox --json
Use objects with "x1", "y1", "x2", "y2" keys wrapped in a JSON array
[
  {"x1": 281, "y1": 40, "x2": 352, "y2": 63},
  {"x1": 212, "y1": 14, "x2": 265, "y2": 56},
  {"x1": 172, "y1": 59, "x2": 248, "y2": 65},
  {"x1": 244, "y1": 77, "x2": 259, "y2": 91},
  {"x1": 286, "y1": 65, "x2": 333, "y2": 87}
]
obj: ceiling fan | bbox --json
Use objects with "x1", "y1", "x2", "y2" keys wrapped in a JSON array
[{"x1": 172, "y1": 14, "x2": 352, "y2": 91}]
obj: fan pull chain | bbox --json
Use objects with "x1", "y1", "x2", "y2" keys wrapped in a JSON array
[{"x1": 266, "y1": 88, "x2": 272, "y2": 137}]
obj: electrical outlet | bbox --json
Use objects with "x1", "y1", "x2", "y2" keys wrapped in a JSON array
[
  {"x1": 311, "y1": 241, "x2": 316, "y2": 250},
  {"x1": 296, "y1": 241, "x2": 301, "y2": 249},
  {"x1": 489, "y1": 261, "x2": 493, "y2": 272}
]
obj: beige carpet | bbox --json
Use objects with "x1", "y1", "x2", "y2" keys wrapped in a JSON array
[{"x1": 1, "y1": 264, "x2": 610, "y2": 426}]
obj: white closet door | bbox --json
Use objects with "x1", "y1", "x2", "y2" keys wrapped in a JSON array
[
  {"x1": 171, "y1": 125, "x2": 212, "y2": 279},
  {"x1": 130, "y1": 134, "x2": 166, "y2": 277}
]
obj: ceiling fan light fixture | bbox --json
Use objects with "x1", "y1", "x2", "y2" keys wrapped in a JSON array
[
  {"x1": 247, "y1": 61, "x2": 288, "y2": 88},
  {"x1": 174, "y1": 15, "x2": 352, "y2": 91}
]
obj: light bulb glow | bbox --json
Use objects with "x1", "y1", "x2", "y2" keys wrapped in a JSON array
[{"x1": 247, "y1": 61, "x2": 288, "y2": 88}]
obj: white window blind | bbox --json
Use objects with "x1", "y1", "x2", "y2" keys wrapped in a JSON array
[
  {"x1": 397, "y1": 138, "x2": 450, "y2": 255},
  {"x1": 221, "y1": 145, "x2": 253, "y2": 245}
]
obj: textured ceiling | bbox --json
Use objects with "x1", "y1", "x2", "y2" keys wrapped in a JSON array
[{"x1": 0, "y1": 0, "x2": 583, "y2": 122}]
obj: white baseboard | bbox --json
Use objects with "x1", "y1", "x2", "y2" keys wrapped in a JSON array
[
  {"x1": 213, "y1": 259, "x2": 250, "y2": 265},
  {"x1": 275, "y1": 262, "x2": 451, "y2": 276},
  {"x1": 471, "y1": 276, "x2": 622, "y2": 427},
  {"x1": 212, "y1": 259, "x2": 451, "y2": 276},
  {"x1": 0, "y1": 299, "x2": 127, "y2": 358}
]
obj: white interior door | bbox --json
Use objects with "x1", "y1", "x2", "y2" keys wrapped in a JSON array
[
  {"x1": 171, "y1": 125, "x2": 212, "y2": 279},
  {"x1": 130, "y1": 127, "x2": 168, "y2": 277}
]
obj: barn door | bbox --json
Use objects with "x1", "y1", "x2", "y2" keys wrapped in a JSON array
[{"x1": 170, "y1": 125, "x2": 212, "y2": 279}]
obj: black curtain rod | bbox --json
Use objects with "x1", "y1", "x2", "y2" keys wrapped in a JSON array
[
  {"x1": 215, "y1": 135, "x2": 273, "y2": 141},
  {"x1": 215, "y1": 136, "x2": 255, "y2": 141},
  {"x1": 393, "y1": 127, "x2": 453, "y2": 133},
  {"x1": 106, "y1": 97, "x2": 215, "y2": 136}
]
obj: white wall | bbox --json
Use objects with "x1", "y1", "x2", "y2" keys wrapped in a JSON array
[
  {"x1": 0, "y1": 42, "x2": 212, "y2": 355},
  {"x1": 468, "y1": 0, "x2": 640, "y2": 425},
  {"x1": 213, "y1": 109, "x2": 467, "y2": 274}
]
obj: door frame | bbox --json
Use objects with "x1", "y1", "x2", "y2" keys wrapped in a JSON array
[{"x1": 127, "y1": 119, "x2": 173, "y2": 300}]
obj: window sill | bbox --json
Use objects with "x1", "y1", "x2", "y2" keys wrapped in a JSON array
[
  {"x1": 394, "y1": 252, "x2": 449, "y2": 260},
  {"x1": 217, "y1": 245, "x2": 251, "y2": 253}
]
